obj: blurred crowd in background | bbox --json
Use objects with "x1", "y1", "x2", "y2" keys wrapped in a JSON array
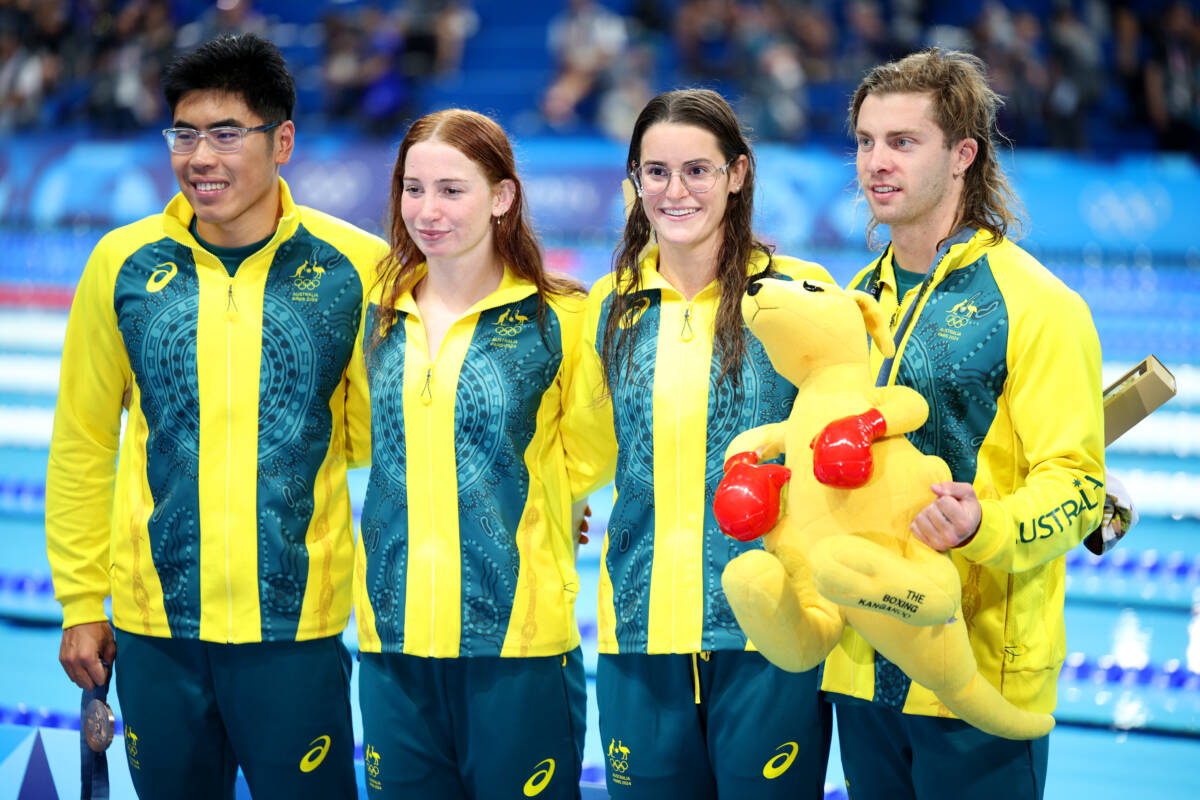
[{"x1": 0, "y1": 0, "x2": 1196, "y2": 156}]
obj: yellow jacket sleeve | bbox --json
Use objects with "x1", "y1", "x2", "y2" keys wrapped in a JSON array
[
  {"x1": 958, "y1": 277, "x2": 1106, "y2": 572},
  {"x1": 345, "y1": 301, "x2": 373, "y2": 469},
  {"x1": 46, "y1": 233, "x2": 132, "y2": 628},
  {"x1": 560, "y1": 283, "x2": 617, "y2": 502},
  {"x1": 342, "y1": 238, "x2": 387, "y2": 469}
]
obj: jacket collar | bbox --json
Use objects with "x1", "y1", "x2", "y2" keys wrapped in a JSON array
[
  {"x1": 628, "y1": 245, "x2": 774, "y2": 301},
  {"x1": 393, "y1": 263, "x2": 538, "y2": 317},
  {"x1": 875, "y1": 226, "x2": 987, "y2": 296},
  {"x1": 162, "y1": 177, "x2": 299, "y2": 251}
]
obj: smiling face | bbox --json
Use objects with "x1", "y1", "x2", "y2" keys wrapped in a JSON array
[
  {"x1": 400, "y1": 140, "x2": 514, "y2": 269},
  {"x1": 855, "y1": 92, "x2": 968, "y2": 241},
  {"x1": 636, "y1": 122, "x2": 746, "y2": 266},
  {"x1": 170, "y1": 89, "x2": 292, "y2": 248}
]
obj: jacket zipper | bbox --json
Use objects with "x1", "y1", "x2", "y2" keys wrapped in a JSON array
[
  {"x1": 224, "y1": 279, "x2": 237, "y2": 639},
  {"x1": 681, "y1": 302, "x2": 695, "y2": 342},
  {"x1": 672, "y1": 299, "x2": 695, "y2": 649},
  {"x1": 426, "y1": 358, "x2": 437, "y2": 646},
  {"x1": 420, "y1": 366, "x2": 433, "y2": 405},
  {"x1": 418, "y1": 313, "x2": 438, "y2": 652}
]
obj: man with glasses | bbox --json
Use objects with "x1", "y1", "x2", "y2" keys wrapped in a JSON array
[{"x1": 46, "y1": 32, "x2": 387, "y2": 799}]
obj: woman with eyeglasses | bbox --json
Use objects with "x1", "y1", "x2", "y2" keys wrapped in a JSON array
[
  {"x1": 574, "y1": 89, "x2": 835, "y2": 798},
  {"x1": 352, "y1": 108, "x2": 612, "y2": 799}
]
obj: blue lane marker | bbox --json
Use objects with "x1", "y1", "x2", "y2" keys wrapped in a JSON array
[
  {"x1": 1059, "y1": 652, "x2": 1200, "y2": 690},
  {"x1": 0, "y1": 480, "x2": 46, "y2": 516},
  {"x1": 1065, "y1": 547, "x2": 1200, "y2": 580},
  {"x1": 0, "y1": 656, "x2": 1185, "y2": 736}
]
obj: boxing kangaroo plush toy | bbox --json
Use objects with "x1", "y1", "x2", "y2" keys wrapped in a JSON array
[{"x1": 714, "y1": 275, "x2": 1053, "y2": 741}]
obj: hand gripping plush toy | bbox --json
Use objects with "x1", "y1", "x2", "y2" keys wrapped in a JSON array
[{"x1": 714, "y1": 276, "x2": 1054, "y2": 741}]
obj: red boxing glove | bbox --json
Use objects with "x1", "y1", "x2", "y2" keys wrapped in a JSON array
[
  {"x1": 811, "y1": 408, "x2": 887, "y2": 488},
  {"x1": 714, "y1": 451, "x2": 792, "y2": 542}
]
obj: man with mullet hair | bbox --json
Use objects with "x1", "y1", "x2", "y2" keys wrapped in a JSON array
[
  {"x1": 47, "y1": 33, "x2": 387, "y2": 798},
  {"x1": 822, "y1": 48, "x2": 1105, "y2": 798}
]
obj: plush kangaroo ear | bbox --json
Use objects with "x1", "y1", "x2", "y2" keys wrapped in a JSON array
[{"x1": 849, "y1": 290, "x2": 895, "y2": 358}]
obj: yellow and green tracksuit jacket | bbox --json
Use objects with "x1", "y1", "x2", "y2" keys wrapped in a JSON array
[
  {"x1": 578, "y1": 248, "x2": 833, "y2": 654},
  {"x1": 353, "y1": 266, "x2": 612, "y2": 658},
  {"x1": 46, "y1": 179, "x2": 388, "y2": 644},
  {"x1": 822, "y1": 227, "x2": 1105, "y2": 717}
]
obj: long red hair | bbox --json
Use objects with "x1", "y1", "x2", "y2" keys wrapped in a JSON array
[{"x1": 373, "y1": 109, "x2": 581, "y2": 342}]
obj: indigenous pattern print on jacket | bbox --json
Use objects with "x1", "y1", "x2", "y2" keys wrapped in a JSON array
[
  {"x1": 576, "y1": 249, "x2": 835, "y2": 655},
  {"x1": 45, "y1": 180, "x2": 386, "y2": 644},
  {"x1": 821, "y1": 227, "x2": 1106, "y2": 718},
  {"x1": 355, "y1": 270, "x2": 602, "y2": 660}
]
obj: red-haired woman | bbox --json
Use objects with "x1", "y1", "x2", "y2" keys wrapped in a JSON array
[{"x1": 351, "y1": 109, "x2": 612, "y2": 799}]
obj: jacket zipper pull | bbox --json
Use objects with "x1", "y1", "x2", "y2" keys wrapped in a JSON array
[
  {"x1": 420, "y1": 366, "x2": 433, "y2": 405},
  {"x1": 226, "y1": 284, "x2": 238, "y2": 321},
  {"x1": 681, "y1": 304, "x2": 694, "y2": 342}
]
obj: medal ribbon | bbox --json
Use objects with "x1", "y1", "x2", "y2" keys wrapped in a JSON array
[
  {"x1": 80, "y1": 673, "x2": 111, "y2": 800},
  {"x1": 870, "y1": 228, "x2": 977, "y2": 388}
]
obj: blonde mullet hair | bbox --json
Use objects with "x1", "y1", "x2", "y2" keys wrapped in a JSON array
[{"x1": 849, "y1": 48, "x2": 1026, "y2": 248}]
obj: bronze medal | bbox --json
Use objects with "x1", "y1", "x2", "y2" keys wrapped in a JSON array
[{"x1": 84, "y1": 698, "x2": 114, "y2": 752}]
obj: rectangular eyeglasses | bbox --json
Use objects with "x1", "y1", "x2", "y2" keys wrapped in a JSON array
[{"x1": 162, "y1": 122, "x2": 282, "y2": 154}]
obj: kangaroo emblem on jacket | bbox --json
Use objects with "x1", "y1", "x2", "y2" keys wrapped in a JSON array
[{"x1": 290, "y1": 260, "x2": 326, "y2": 301}]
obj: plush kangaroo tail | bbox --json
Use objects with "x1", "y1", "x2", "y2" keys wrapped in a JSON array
[
  {"x1": 927, "y1": 617, "x2": 1055, "y2": 740},
  {"x1": 849, "y1": 612, "x2": 1054, "y2": 741},
  {"x1": 936, "y1": 672, "x2": 1055, "y2": 741}
]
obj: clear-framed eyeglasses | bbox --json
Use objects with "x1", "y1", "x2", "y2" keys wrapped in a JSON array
[
  {"x1": 630, "y1": 159, "x2": 736, "y2": 196},
  {"x1": 162, "y1": 122, "x2": 282, "y2": 154}
]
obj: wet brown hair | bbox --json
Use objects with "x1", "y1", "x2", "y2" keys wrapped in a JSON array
[{"x1": 603, "y1": 89, "x2": 772, "y2": 389}]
